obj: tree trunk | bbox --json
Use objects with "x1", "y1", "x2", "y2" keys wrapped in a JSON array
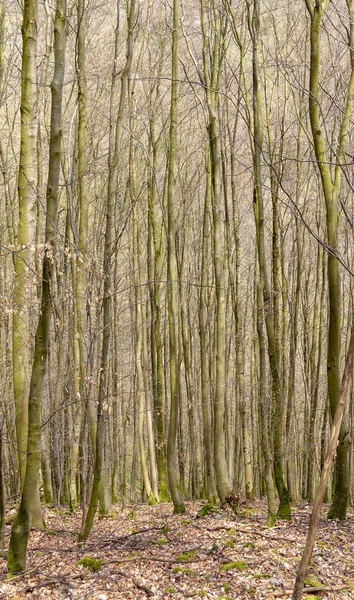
[
  {"x1": 304, "y1": 0, "x2": 354, "y2": 520},
  {"x1": 200, "y1": 0, "x2": 231, "y2": 502},
  {"x1": 199, "y1": 152, "x2": 217, "y2": 503},
  {"x1": 8, "y1": 0, "x2": 66, "y2": 571},
  {"x1": 166, "y1": 0, "x2": 185, "y2": 515},
  {"x1": 12, "y1": 0, "x2": 42, "y2": 529},
  {"x1": 250, "y1": 0, "x2": 290, "y2": 519},
  {"x1": 0, "y1": 422, "x2": 5, "y2": 549},
  {"x1": 80, "y1": 0, "x2": 137, "y2": 540}
]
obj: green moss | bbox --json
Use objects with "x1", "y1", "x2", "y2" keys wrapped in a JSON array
[
  {"x1": 304, "y1": 596, "x2": 321, "y2": 600},
  {"x1": 222, "y1": 583, "x2": 230, "y2": 593},
  {"x1": 165, "y1": 586, "x2": 177, "y2": 593},
  {"x1": 277, "y1": 495, "x2": 291, "y2": 520},
  {"x1": 316, "y1": 541, "x2": 330, "y2": 549},
  {"x1": 77, "y1": 556, "x2": 102, "y2": 571},
  {"x1": 156, "y1": 536, "x2": 169, "y2": 545},
  {"x1": 198, "y1": 591, "x2": 206, "y2": 597},
  {"x1": 176, "y1": 550, "x2": 195, "y2": 562},
  {"x1": 304, "y1": 576, "x2": 322, "y2": 587},
  {"x1": 172, "y1": 566, "x2": 197, "y2": 575},
  {"x1": 127, "y1": 510, "x2": 137, "y2": 520},
  {"x1": 158, "y1": 526, "x2": 171, "y2": 535},
  {"x1": 346, "y1": 581, "x2": 354, "y2": 590},
  {"x1": 224, "y1": 539, "x2": 235, "y2": 549},
  {"x1": 173, "y1": 503, "x2": 186, "y2": 515},
  {"x1": 242, "y1": 507, "x2": 257, "y2": 516},
  {"x1": 197, "y1": 502, "x2": 218, "y2": 518},
  {"x1": 47, "y1": 530, "x2": 57, "y2": 536},
  {"x1": 226, "y1": 528, "x2": 235, "y2": 535},
  {"x1": 253, "y1": 573, "x2": 270, "y2": 579},
  {"x1": 128, "y1": 551, "x2": 141, "y2": 558},
  {"x1": 181, "y1": 520, "x2": 190, "y2": 526},
  {"x1": 217, "y1": 597, "x2": 233, "y2": 600},
  {"x1": 220, "y1": 561, "x2": 247, "y2": 571},
  {"x1": 244, "y1": 542, "x2": 256, "y2": 549}
]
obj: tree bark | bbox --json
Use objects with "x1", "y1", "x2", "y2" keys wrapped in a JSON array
[
  {"x1": 166, "y1": 0, "x2": 185, "y2": 515},
  {"x1": 8, "y1": 0, "x2": 66, "y2": 572},
  {"x1": 304, "y1": 0, "x2": 354, "y2": 520},
  {"x1": 250, "y1": 0, "x2": 290, "y2": 519},
  {"x1": 80, "y1": 0, "x2": 137, "y2": 540},
  {"x1": 12, "y1": 0, "x2": 42, "y2": 530}
]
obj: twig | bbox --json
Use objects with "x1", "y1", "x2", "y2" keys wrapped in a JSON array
[
  {"x1": 273, "y1": 584, "x2": 350, "y2": 597},
  {"x1": 0, "y1": 557, "x2": 58, "y2": 582},
  {"x1": 104, "y1": 554, "x2": 203, "y2": 566},
  {"x1": 201, "y1": 524, "x2": 298, "y2": 544},
  {"x1": 115, "y1": 569, "x2": 154, "y2": 596},
  {"x1": 0, "y1": 576, "x2": 73, "y2": 598},
  {"x1": 83, "y1": 525, "x2": 164, "y2": 551}
]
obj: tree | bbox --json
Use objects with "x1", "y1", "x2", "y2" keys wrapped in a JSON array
[
  {"x1": 8, "y1": 0, "x2": 66, "y2": 572},
  {"x1": 80, "y1": 0, "x2": 137, "y2": 541},
  {"x1": 199, "y1": 151, "x2": 217, "y2": 503},
  {"x1": 11, "y1": 0, "x2": 43, "y2": 528},
  {"x1": 200, "y1": 0, "x2": 232, "y2": 502},
  {"x1": 292, "y1": 322, "x2": 354, "y2": 599},
  {"x1": 249, "y1": 0, "x2": 291, "y2": 519},
  {"x1": 304, "y1": 0, "x2": 354, "y2": 520},
  {"x1": 146, "y1": 39, "x2": 169, "y2": 502},
  {"x1": 74, "y1": 0, "x2": 90, "y2": 510},
  {"x1": 166, "y1": 0, "x2": 186, "y2": 515}
]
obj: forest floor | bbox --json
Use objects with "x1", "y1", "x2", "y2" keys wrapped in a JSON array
[{"x1": 0, "y1": 500, "x2": 353, "y2": 599}]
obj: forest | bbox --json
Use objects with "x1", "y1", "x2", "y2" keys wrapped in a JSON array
[{"x1": 0, "y1": 0, "x2": 354, "y2": 597}]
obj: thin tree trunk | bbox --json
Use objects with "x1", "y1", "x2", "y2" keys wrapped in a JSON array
[
  {"x1": 200, "y1": 0, "x2": 231, "y2": 502},
  {"x1": 80, "y1": 0, "x2": 137, "y2": 540},
  {"x1": 76, "y1": 0, "x2": 92, "y2": 450},
  {"x1": 306, "y1": 243, "x2": 324, "y2": 500},
  {"x1": 292, "y1": 323, "x2": 354, "y2": 600},
  {"x1": 146, "y1": 39, "x2": 169, "y2": 503},
  {"x1": 256, "y1": 284, "x2": 276, "y2": 526},
  {"x1": 199, "y1": 151, "x2": 217, "y2": 503},
  {"x1": 166, "y1": 0, "x2": 185, "y2": 514},
  {"x1": 131, "y1": 119, "x2": 157, "y2": 506},
  {"x1": 142, "y1": 302, "x2": 159, "y2": 502},
  {"x1": 250, "y1": 0, "x2": 290, "y2": 519},
  {"x1": 0, "y1": 422, "x2": 5, "y2": 549}
]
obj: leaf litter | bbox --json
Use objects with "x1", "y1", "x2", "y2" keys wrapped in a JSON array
[{"x1": 0, "y1": 500, "x2": 353, "y2": 599}]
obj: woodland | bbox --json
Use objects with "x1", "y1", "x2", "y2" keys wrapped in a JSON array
[{"x1": 1, "y1": 0, "x2": 354, "y2": 597}]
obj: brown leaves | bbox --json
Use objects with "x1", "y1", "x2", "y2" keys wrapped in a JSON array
[{"x1": 0, "y1": 501, "x2": 353, "y2": 599}]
